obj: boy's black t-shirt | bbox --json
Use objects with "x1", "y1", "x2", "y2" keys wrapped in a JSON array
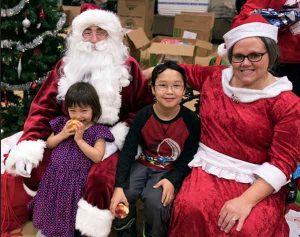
[{"x1": 115, "y1": 104, "x2": 200, "y2": 189}]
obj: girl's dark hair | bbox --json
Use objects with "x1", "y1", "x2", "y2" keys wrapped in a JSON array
[
  {"x1": 65, "y1": 82, "x2": 101, "y2": 122},
  {"x1": 151, "y1": 61, "x2": 187, "y2": 88},
  {"x1": 227, "y1": 37, "x2": 279, "y2": 69}
]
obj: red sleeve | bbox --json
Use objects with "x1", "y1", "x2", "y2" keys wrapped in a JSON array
[
  {"x1": 119, "y1": 56, "x2": 153, "y2": 126},
  {"x1": 269, "y1": 94, "x2": 300, "y2": 179},
  {"x1": 18, "y1": 60, "x2": 64, "y2": 143},
  {"x1": 180, "y1": 64, "x2": 226, "y2": 92}
]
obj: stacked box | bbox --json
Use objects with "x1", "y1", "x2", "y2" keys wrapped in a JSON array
[
  {"x1": 158, "y1": 0, "x2": 210, "y2": 16},
  {"x1": 173, "y1": 12, "x2": 215, "y2": 42},
  {"x1": 62, "y1": 5, "x2": 81, "y2": 25},
  {"x1": 117, "y1": 0, "x2": 155, "y2": 38}
]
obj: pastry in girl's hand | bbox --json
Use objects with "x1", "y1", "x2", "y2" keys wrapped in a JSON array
[
  {"x1": 67, "y1": 119, "x2": 79, "y2": 131},
  {"x1": 115, "y1": 203, "x2": 129, "y2": 219}
]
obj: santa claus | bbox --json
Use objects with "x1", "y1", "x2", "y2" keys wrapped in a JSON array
[{"x1": 4, "y1": 4, "x2": 153, "y2": 237}]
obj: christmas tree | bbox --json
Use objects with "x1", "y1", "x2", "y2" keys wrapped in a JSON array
[{"x1": 1, "y1": 0, "x2": 66, "y2": 138}]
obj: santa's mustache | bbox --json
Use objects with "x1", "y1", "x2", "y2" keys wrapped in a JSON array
[{"x1": 76, "y1": 40, "x2": 109, "y2": 53}]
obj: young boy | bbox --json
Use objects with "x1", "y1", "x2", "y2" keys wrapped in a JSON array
[{"x1": 110, "y1": 61, "x2": 200, "y2": 237}]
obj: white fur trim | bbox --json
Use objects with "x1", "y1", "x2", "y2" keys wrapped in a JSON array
[
  {"x1": 110, "y1": 122, "x2": 129, "y2": 150},
  {"x1": 23, "y1": 182, "x2": 37, "y2": 197},
  {"x1": 189, "y1": 143, "x2": 260, "y2": 184},
  {"x1": 222, "y1": 22, "x2": 278, "y2": 54},
  {"x1": 1, "y1": 131, "x2": 23, "y2": 174},
  {"x1": 75, "y1": 199, "x2": 113, "y2": 237},
  {"x1": 72, "y1": 9, "x2": 123, "y2": 42},
  {"x1": 217, "y1": 43, "x2": 227, "y2": 58},
  {"x1": 5, "y1": 140, "x2": 46, "y2": 175},
  {"x1": 253, "y1": 162, "x2": 287, "y2": 192},
  {"x1": 36, "y1": 230, "x2": 46, "y2": 237},
  {"x1": 103, "y1": 142, "x2": 118, "y2": 160},
  {"x1": 222, "y1": 68, "x2": 292, "y2": 102},
  {"x1": 1, "y1": 131, "x2": 23, "y2": 160}
]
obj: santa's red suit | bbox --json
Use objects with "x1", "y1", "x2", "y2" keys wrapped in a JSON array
[{"x1": 4, "y1": 7, "x2": 153, "y2": 237}]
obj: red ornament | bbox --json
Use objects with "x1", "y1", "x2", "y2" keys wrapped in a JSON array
[
  {"x1": 31, "y1": 82, "x2": 38, "y2": 89},
  {"x1": 39, "y1": 8, "x2": 46, "y2": 19}
]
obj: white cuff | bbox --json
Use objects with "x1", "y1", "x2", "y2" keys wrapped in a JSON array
[
  {"x1": 253, "y1": 162, "x2": 287, "y2": 192},
  {"x1": 110, "y1": 122, "x2": 129, "y2": 150},
  {"x1": 5, "y1": 140, "x2": 46, "y2": 175},
  {"x1": 75, "y1": 199, "x2": 113, "y2": 237}
]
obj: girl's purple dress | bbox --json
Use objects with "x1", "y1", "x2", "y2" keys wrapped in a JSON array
[{"x1": 29, "y1": 116, "x2": 114, "y2": 237}]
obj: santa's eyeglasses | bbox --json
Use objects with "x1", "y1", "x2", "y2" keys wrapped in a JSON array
[{"x1": 82, "y1": 28, "x2": 108, "y2": 40}]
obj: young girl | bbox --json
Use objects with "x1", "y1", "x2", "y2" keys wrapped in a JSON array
[
  {"x1": 110, "y1": 61, "x2": 200, "y2": 237},
  {"x1": 29, "y1": 82, "x2": 114, "y2": 237}
]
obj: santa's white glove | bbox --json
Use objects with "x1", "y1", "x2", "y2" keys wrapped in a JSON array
[
  {"x1": 5, "y1": 139, "x2": 46, "y2": 176},
  {"x1": 15, "y1": 159, "x2": 32, "y2": 178}
]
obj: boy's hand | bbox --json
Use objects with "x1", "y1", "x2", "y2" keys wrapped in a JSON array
[
  {"x1": 153, "y1": 178, "x2": 175, "y2": 206},
  {"x1": 110, "y1": 187, "x2": 129, "y2": 217}
]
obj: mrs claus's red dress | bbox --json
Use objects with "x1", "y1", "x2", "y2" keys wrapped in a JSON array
[{"x1": 168, "y1": 65, "x2": 300, "y2": 237}]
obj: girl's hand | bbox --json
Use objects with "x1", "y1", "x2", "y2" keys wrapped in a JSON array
[
  {"x1": 218, "y1": 196, "x2": 254, "y2": 233},
  {"x1": 153, "y1": 178, "x2": 175, "y2": 206},
  {"x1": 110, "y1": 187, "x2": 129, "y2": 217},
  {"x1": 60, "y1": 120, "x2": 77, "y2": 139},
  {"x1": 73, "y1": 121, "x2": 85, "y2": 142}
]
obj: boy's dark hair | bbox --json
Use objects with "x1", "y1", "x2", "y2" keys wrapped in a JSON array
[
  {"x1": 151, "y1": 61, "x2": 187, "y2": 88},
  {"x1": 65, "y1": 82, "x2": 101, "y2": 122}
]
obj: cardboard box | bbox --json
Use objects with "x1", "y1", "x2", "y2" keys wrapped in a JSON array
[
  {"x1": 125, "y1": 28, "x2": 213, "y2": 65},
  {"x1": 152, "y1": 15, "x2": 175, "y2": 36},
  {"x1": 194, "y1": 56, "x2": 214, "y2": 66},
  {"x1": 117, "y1": 0, "x2": 155, "y2": 37},
  {"x1": 125, "y1": 28, "x2": 151, "y2": 62},
  {"x1": 62, "y1": 5, "x2": 81, "y2": 25},
  {"x1": 157, "y1": 0, "x2": 210, "y2": 16},
  {"x1": 212, "y1": 18, "x2": 232, "y2": 41},
  {"x1": 173, "y1": 12, "x2": 215, "y2": 41}
]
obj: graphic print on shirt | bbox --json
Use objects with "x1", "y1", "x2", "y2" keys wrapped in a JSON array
[{"x1": 138, "y1": 114, "x2": 189, "y2": 170}]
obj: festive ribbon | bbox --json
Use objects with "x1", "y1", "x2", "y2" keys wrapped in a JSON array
[
  {"x1": 253, "y1": 8, "x2": 300, "y2": 28},
  {"x1": 1, "y1": 0, "x2": 29, "y2": 17},
  {"x1": 1, "y1": 13, "x2": 66, "y2": 52},
  {"x1": 1, "y1": 74, "x2": 47, "y2": 91}
]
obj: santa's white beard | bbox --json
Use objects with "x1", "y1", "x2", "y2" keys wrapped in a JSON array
[{"x1": 57, "y1": 37, "x2": 131, "y2": 125}]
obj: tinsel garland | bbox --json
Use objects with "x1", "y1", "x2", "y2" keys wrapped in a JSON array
[
  {"x1": 1, "y1": 13, "x2": 66, "y2": 52},
  {"x1": 1, "y1": 0, "x2": 29, "y2": 17},
  {"x1": 1, "y1": 74, "x2": 48, "y2": 91}
]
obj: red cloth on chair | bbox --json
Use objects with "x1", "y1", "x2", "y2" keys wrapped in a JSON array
[{"x1": 1, "y1": 172, "x2": 31, "y2": 233}]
